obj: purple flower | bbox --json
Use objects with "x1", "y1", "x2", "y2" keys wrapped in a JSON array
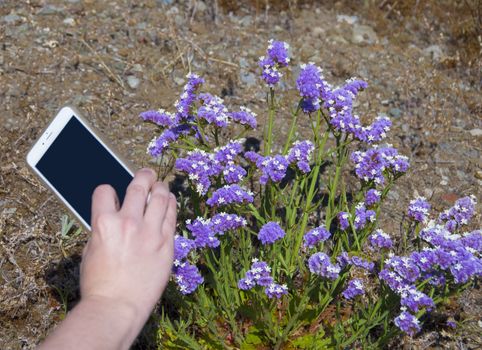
[
  {"x1": 266, "y1": 39, "x2": 290, "y2": 67},
  {"x1": 308, "y1": 252, "x2": 341, "y2": 280},
  {"x1": 342, "y1": 279, "x2": 365, "y2": 300},
  {"x1": 140, "y1": 109, "x2": 177, "y2": 128},
  {"x1": 410, "y1": 249, "x2": 437, "y2": 272},
  {"x1": 175, "y1": 150, "x2": 222, "y2": 195},
  {"x1": 303, "y1": 226, "x2": 331, "y2": 248},
  {"x1": 174, "y1": 235, "x2": 196, "y2": 261},
  {"x1": 399, "y1": 286, "x2": 434, "y2": 312},
  {"x1": 358, "y1": 115, "x2": 391, "y2": 143},
  {"x1": 223, "y1": 163, "x2": 247, "y2": 184},
  {"x1": 173, "y1": 261, "x2": 204, "y2": 295},
  {"x1": 462, "y1": 230, "x2": 482, "y2": 253},
  {"x1": 446, "y1": 320, "x2": 457, "y2": 328},
  {"x1": 186, "y1": 217, "x2": 219, "y2": 248},
  {"x1": 368, "y1": 229, "x2": 393, "y2": 249},
  {"x1": 230, "y1": 107, "x2": 257, "y2": 129},
  {"x1": 238, "y1": 260, "x2": 274, "y2": 290},
  {"x1": 338, "y1": 211, "x2": 350, "y2": 230},
  {"x1": 258, "y1": 40, "x2": 290, "y2": 86},
  {"x1": 211, "y1": 212, "x2": 247, "y2": 235},
  {"x1": 336, "y1": 251, "x2": 350, "y2": 268},
  {"x1": 380, "y1": 256, "x2": 421, "y2": 291},
  {"x1": 197, "y1": 93, "x2": 230, "y2": 127},
  {"x1": 206, "y1": 184, "x2": 254, "y2": 207},
  {"x1": 354, "y1": 203, "x2": 376, "y2": 230},
  {"x1": 439, "y1": 195, "x2": 477, "y2": 229},
  {"x1": 394, "y1": 311, "x2": 420, "y2": 336},
  {"x1": 265, "y1": 283, "x2": 288, "y2": 299},
  {"x1": 349, "y1": 256, "x2": 374, "y2": 272},
  {"x1": 296, "y1": 63, "x2": 331, "y2": 112},
  {"x1": 351, "y1": 146, "x2": 410, "y2": 185},
  {"x1": 287, "y1": 140, "x2": 314, "y2": 173},
  {"x1": 365, "y1": 189, "x2": 381, "y2": 206},
  {"x1": 147, "y1": 129, "x2": 179, "y2": 157},
  {"x1": 244, "y1": 152, "x2": 289, "y2": 185},
  {"x1": 215, "y1": 140, "x2": 244, "y2": 164},
  {"x1": 258, "y1": 222, "x2": 286, "y2": 245},
  {"x1": 408, "y1": 197, "x2": 431, "y2": 223},
  {"x1": 175, "y1": 73, "x2": 204, "y2": 120}
]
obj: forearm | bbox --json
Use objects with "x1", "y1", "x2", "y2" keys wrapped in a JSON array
[{"x1": 38, "y1": 295, "x2": 147, "y2": 350}]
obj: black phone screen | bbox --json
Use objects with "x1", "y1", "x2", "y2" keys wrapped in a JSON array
[{"x1": 36, "y1": 116, "x2": 133, "y2": 227}]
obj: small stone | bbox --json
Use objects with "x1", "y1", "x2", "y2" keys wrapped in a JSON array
[
  {"x1": 389, "y1": 108, "x2": 402, "y2": 118},
  {"x1": 475, "y1": 170, "x2": 482, "y2": 180},
  {"x1": 195, "y1": 1, "x2": 208, "y2": 13},
  {"x1": 126, "y1": 75, "x2": 140, "y2": 89},
  {"x1": 238, "y1": 57, "x2": 249, "y2": 69},
  {"x1": 157, "y1": 0, "x2": 174, "y2": 4},
  {"x1": 352, "y1": 24, "x2": 378, "y2": 44},
  {"x1": 387, "y1": 190, "x2": 399, "y2": 201},
  {"x1": 240, "y1": 71, "x2": 256, "y2": 87},
  {"x1": 337, "y1": 14, "x2": 358, "y2": 24},
  {"x1": 311, "y1": 27, "x2": 325, "y2": 37},
  {"x1": 468, "y1": 128, "x2": 482, "y2": 137},
  {"x1": 173, "y1": 76, "x2": 185, "y2": 86},
  {"x1": 423, "y1": 188, "x2": 434, "y2": 198},
  {"x1": 37, "y1": 5, "x2": 63, "y2": 15},
  {"x1": 423, "y1": 45, "x2": 443, "y2": 61},
  {"x1": 63, "y1": 17, "x2": 75, "y2": 26},
  {"x1": 3, "y1": 14, "x2": 22, "y2": 23},
  {"x1": 239, "y1": 15, "x2": 252, "y2": 27}
]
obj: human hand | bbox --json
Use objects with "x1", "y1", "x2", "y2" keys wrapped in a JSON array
[{"x1": 80, "y1": 168, "x2": 177, "y2": 326}]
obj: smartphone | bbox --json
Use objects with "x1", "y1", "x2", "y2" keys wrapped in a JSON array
[{"x1": 26, "y1": 106, "x2": 134, "y2": 230}]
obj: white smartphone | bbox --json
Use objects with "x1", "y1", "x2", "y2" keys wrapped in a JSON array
[{"x1": 26, "y1": 106, "x2": 134, "y2": 230}]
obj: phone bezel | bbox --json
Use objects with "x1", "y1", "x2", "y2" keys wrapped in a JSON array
[{"x1": 26, "y1": 106, "x2": 134, "y2": 230}]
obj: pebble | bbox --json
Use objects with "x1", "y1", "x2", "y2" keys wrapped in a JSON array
[
  {"x1": 351, "y1": 24, "x2": 378, "y2": 45},
  {"x1": 423, "y1": 45, "x2": 443, "y2": 61},
  {"x1": 389, "y1": 107, "x2": 402, "y2": 118},
  {"x1": 468, "y1": 128, "x2": 482, "y2": 137},
  {"x1": 240, "y1": 71, "x2": 256, "y2": 87},
  {"x1": 127, "y1": 75, "x2": 140, "y2": 89},
  {"x1": 37, "y1": 5, "x2": 63, "y2": 15},
  {"x1": 63, "y1": 17, "x2": 75, "y2": 26},
  {"x1": 173, "y1": 76, "x2": 185, "y2": 86},
  {"x1": 195, "y1": 1, "x2": 208, "y2": 13},
  {"x1": 3, "y1": 14, "x2": 22, "y2": 23},
  {"x1": 387, "y1": 190, "x2": 400, "y2": 201},
  {"x1": 475, "y1": 170, "x2": 482, "y2": 180},
  {"x1": 337, "y1": 14, "x2": 358, "y2": 24}
]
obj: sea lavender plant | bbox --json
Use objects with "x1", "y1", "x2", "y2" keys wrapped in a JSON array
[{"x1": 138, "y1": 40, "x2": 481, "y2": 349}]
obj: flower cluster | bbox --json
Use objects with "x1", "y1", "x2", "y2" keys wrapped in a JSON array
[
  {"x1": 287, "y1": 140, "x2": 314, "y2": 173},
  {"x1": 349, "y1": 256, "x2": 375, "y2": 272},
  {"x1": 245, "y1": 152, "x2": 289, "y2": 185},
  {"x1": 174, "y1": 235, "x2": 196, "y2": 261},
  {"x1": 258, "y1": 40, "x2": 290, "y2": 86},
  {"x1": 296, "y1": 63, "x2": 331, "y2": 113},
  {"x1": 303, "y1": 226, "x2": 331, "y2": 248},
  {"x1": 173, "y1": 261, "x2": 204, "y2": 295},
  {"x1": 438, "y1": 195, "x2": 477, "y2": 231},
  {"x1": 368, "y1": 229, "x2": 393, "y2": 249},
  {"x1": 365, "y1": 189, "x2": 381, "y2": 206},
  {"x1": 238, "y1": 259, "x2": 288, "y2": 299},
  {"x1": 206, "y1": 184, "x2": 254, "y2": 207},
  {"x1": 351, "y1": 145, "x2": 409, "y2": 184},
  {"x1": 197, "y1": 93, "x2": 230, "y2": 127},
  {"x1": 229, "y1": 107, "x2": 257, "y2": 129},
  {"x1": 342, "y1": 279, "x2": 365, "y2": 300},
  {"x1": 258, "y1": 222, "x2": 286, "y2": 245},
  {"x1": 186, "y1": 213, "x2": 247, "y2": 248},
  {"x1": 308, "y1": 252, "x2": 341, "y2": 280},
  {"x1": 394, "y1": 311, "x2": 421, "y2": 336},
  {"x1": 145, "y1": 73, "x2": 204, "y2": 156},
  {"x1": 407, "y1": 197, "x2": 431, "y2": 223},
  {"x1": 175, "y1": 149, "x2": 222, "y2": 195},
  {"x1": 354, "y1": 203, "x2": 376, "y2": 230}
]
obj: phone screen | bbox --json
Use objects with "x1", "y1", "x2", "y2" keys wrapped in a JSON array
[{"x1": 36, "y1": 116, "x2": 133, "y2": 227}]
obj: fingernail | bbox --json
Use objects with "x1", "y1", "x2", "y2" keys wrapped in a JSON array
[{"x1": 140, "y1": 168, "x2": 155, "y2": 176}]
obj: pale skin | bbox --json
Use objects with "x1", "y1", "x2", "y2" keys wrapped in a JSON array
[{"x1": 38, "y1": 168, "x2": 177, "y2": 350}]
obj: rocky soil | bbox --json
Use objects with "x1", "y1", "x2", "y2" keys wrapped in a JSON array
[{"x1": 0, "y1": 0, "x2": 480, "y2": 349}]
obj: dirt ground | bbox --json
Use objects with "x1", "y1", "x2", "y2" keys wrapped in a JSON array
[{"x1": 0, "y1": 0, "x2": 481, "y2": 349}]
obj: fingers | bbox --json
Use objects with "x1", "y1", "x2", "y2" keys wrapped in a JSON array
[
  {"x1": 91, "y1": 184, "x2": 119, "y2": 228},
  {"x1": 121, "y1": 168, "x2": 156, "y2": 218},
  {"x1": 162, "y1": 193, "x2": 177, "y2": 238},
  {"x1": 144, "y1": 182, "x2": 171, "y2": 230}
]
